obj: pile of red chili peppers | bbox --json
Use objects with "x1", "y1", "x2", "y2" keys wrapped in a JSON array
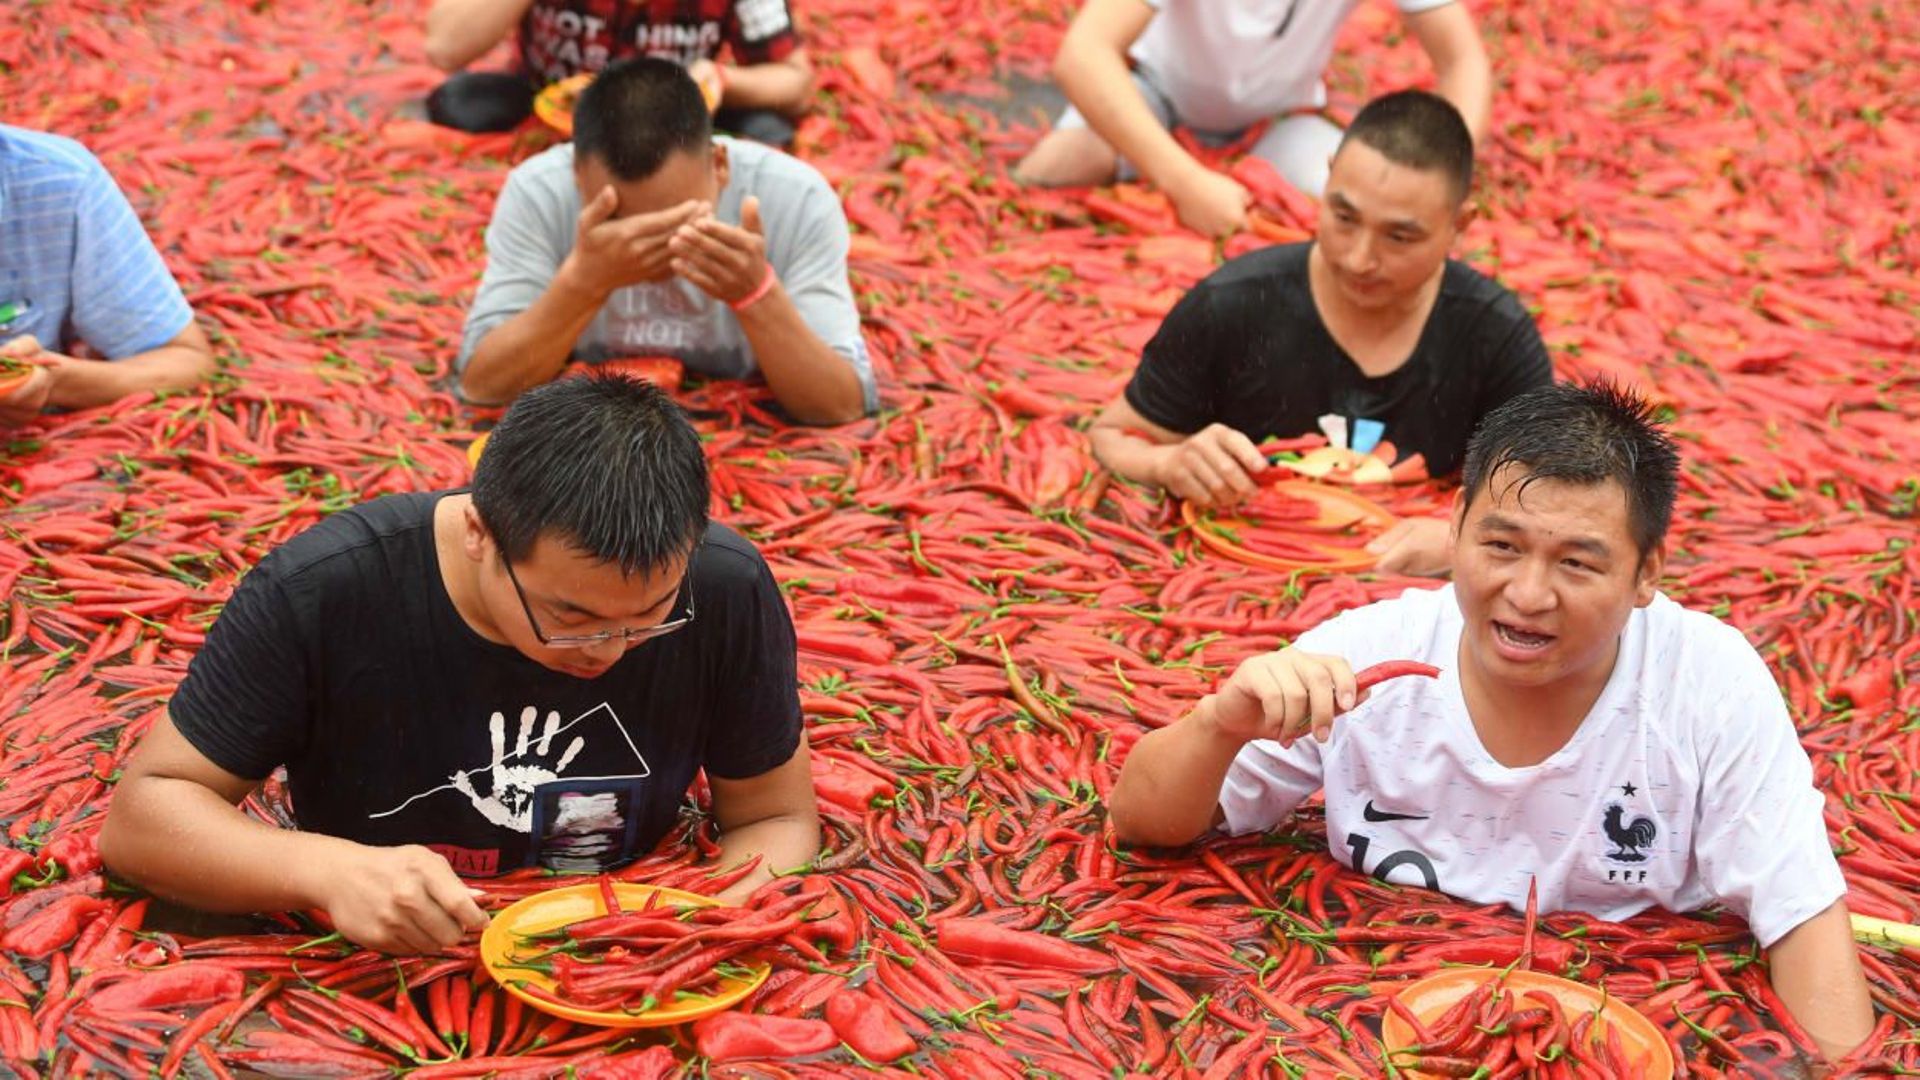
[{"x1": 1, "y1": 0, "x2": 1917, "y2": 1076}]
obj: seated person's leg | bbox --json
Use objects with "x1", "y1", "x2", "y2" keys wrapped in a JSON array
[
  {"x1": 427, "y1": 72, "x2": 537, "y2": 133},
  {"x1": 713, "y1": 108, "x2": 796, "y2": 150},
  {"x1": 1014, "y1": 69, "x2": 1174, "y2": 187},
  {"x1": 1249, "y1": 113, "x2": 1345, "y2": 198}
]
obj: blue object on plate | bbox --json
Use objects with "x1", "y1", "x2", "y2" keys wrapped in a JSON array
[{"x1": 1350, "y1": 418, "x2": 1386, "y2": 456}]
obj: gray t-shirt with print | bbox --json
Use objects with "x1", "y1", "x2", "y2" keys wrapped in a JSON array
[{"x1": 458, "y1": 138, "x2": 875, "y2": 413}]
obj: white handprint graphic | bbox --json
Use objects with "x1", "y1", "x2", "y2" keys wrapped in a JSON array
[
  {"x1": 449, "y1": 706, "x2": 586, "y2": 831},
  {"x1": 368, "y1": 701, "x2": 649, "y2": 831}
]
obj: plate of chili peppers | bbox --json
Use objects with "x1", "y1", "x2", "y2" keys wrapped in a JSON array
[
  {"x1": 480, "y1": 879, "x2": 773, "y2": 1028},
  {"x1": 0, "y1": 354, "x2": 36, "y2": 398},
  {"x1": 1380, "y1": 966, "x2": 1674, "y2": 1078},
  {"x1": 536, "y1": 70, "x2": 720, "y2": 138},
  {"x1": 1182, "y1": 478, "x2": 1399, "y2": 573}
]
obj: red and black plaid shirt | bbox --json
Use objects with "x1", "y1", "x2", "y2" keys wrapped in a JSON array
[{"x1": 518, "y1": 0, "x2": 800, "y2": 85}]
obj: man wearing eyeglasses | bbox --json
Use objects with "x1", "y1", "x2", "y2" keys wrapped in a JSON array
[{"x1": 101, "y1": 375, "x2": 819, "y2": 955}]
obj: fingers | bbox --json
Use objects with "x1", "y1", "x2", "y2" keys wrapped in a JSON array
[
  {"x1": 1210, "y1": 425, "x2": 1268, "y2": 477},
  {"x1": 0, "y1": 334, "x2": 44, "y2": 359},
  {"x1": 1269, "y1": 662, "x2": 1310, "y2": 748},
  {"x1": 1191, "y1": 436, "x2": 1257, "y2": 502},
  {"x1": 1166, "y1": 453, "x2": 1231, "y2": 507},
  {"x1": 1365, "y1": 519, "x2": 1415, "y2": 555},
  {"x1": 554, "y1": 734, "x2": 585, "y2": 773},
  {"x1": 670, "y1": 219, "x2": 748, "y2": 268},
  {"x1": 622, "y1": 199, "x2": 706, "y2": 237},
  {"x1": 672, "y1": 254, "x2": 729, "y2": 299},
  {"x1": 741, "y1": 195, "x2": 764, "y2": 237},
  {"x1": 578, "y1": 185, "x2": 618, "y2": 231},
  {"x1": 424, "y1": 864, "x2": 492, "y2": 936},
  {"x1": 487, "y1": 711, "x2": 507, "y2": 766},
  {"x1": 514, "y1": 705, "x2": 536, "y2": 758}
]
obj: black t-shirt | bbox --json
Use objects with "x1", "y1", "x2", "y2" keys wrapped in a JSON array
[
  {"x1": 170, "y1": 492, "x2": 801, "y2": 878},
  {"x1": 1125, "y1": 243, "x2": 1552, "y2": 477}
]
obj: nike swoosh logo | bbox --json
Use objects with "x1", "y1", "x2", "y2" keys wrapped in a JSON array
[{"x1": 1363, "y1": 800, "x2": 1429, "y2": 823}]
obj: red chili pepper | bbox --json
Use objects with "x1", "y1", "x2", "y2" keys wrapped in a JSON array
[
  {"x1": 825, "y1": 990, "x2": 917, "y2": 1062},
  {"x1": 693, "y1": 1011, "x2": 839, "y2": 1060},
  {"x1": 1, "y1": 894, "x2": 111, "y2": 958},
  {"x1": 934, "y1": 917, "x2": 1117, "y2": 974},
  {"x1": 1354, "y1": 661, "x2": 1443, "y2": 691},
  {"x1": 0, "y1": 850, "x2": 32, "y2": 897}
]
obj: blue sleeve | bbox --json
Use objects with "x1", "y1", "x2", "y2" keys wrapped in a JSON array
[{"x1": 68, "y1": 160, "x2": 193, "y2": 359}]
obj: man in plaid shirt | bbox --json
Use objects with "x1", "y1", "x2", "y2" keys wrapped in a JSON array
[{"x1": 423, "y1": 0, "x2": 814, "y2": 147}]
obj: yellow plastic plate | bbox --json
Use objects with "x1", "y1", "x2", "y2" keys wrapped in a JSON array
[
  {"x1": 466, "y1": 431, "x2": 489, "y2": 470},
  {"x1": 480, "y1": 882, "x2": 769, "y2": 1029},
  {"x1": 1380, "y1": 968, "x2": 1673, "y2": 1079}
]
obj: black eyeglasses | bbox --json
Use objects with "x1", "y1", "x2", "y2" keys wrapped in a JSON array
[{"x1": 501, "y1": 550, "x2": 697, "y2": 648}]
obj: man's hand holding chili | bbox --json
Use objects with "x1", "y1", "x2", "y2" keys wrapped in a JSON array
[
  {"x1": 0, "y1": 335, "x2": 61, "y2": 426},
  {"x1": 669, "y1": 196, "x2": 772, "y2": 306},
  {"x1": 1202, "y1": 649, "x2": 1372, "y2": 749}
]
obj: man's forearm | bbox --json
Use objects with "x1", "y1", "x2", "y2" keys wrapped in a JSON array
[
  {"x1": 425, "y1": 0, "x2": 533, "y2": 71},
  {"x1": 460, "y1": 270, "x2": 605, "y2": 404},
  {"x1": 47, "y1": 343, "x2": 214, "y2": 410},
  {"x1": 1054, "y1": 40, "x2": 1201, "y2": 191},
  {"x1": 1436, "y1": 65, "x2": 1493, "y2": 145},
  {"x1": 1767, "y1": 901, "x2": 1876, "y2": 1062},
  {"x1": 1088, "y1": 426, "x2": 1173, "y2": 488},
  {"x1": 1109, "y1": 696, "x2": 1247, "y2": 847},
  {"x1": 719, "y1": 59, "x2": 814, "y2": 115},
  {"x1": 711, "y1": 811, "x2": 822, "y2": 904},
  {"x1": 99, "y1": 776, "x2": 345, "y2": 915},
  {"x1": 733, "y1": 287, "x2": 865, "y2": 424}
]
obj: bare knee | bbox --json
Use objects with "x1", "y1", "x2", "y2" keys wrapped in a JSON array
[{"x1": 1015, "y1": 127, "x2": 1121, "y2": 188}]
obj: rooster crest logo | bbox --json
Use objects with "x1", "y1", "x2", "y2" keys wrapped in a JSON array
[{"x1": 1603, "y1": 803, "x2": 1657, "y2": 863}]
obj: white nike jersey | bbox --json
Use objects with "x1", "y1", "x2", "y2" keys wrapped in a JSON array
[{"x1": 1217, "y1": 585, "x2": 1843, "y2": 947}]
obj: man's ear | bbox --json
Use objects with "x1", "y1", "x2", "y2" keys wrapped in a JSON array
[
  {"x1": 461, "y1": 504, "x2": 491, "y2": 564},
  {"x1": 1447, "y1": 486, "x2": 1468, "y2": 546},
  {"x1": 1452, "y1": 197, "x2": 1478, "y2": 235},
  {"x1": 712, "y1": 142, "x2": 731, "y2": 191},
  {"x1": 1635, "y1": 540, "x2": 1666, "y2": 607}
]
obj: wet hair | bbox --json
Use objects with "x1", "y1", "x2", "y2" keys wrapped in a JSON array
[
  {"x1": 572, "y1": 57, "x2": 712, "y2": 181},
  {"x1": 1338, "y1": 90, "x2": 1475, "y2": 203},
  {"x1": 1459, "y1": 380, "x2": 1679, "y2": 557},
  {"x1": 472, "y1": 374, "x2": 709, "y2": 574}
]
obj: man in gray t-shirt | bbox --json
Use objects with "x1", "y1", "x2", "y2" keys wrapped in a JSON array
[{"x1": 458, "y1": 58, "x2": 875, "y2": 424}]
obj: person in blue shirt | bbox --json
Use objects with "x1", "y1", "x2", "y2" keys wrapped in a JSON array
[{"x1": 0, "y1": 124, "x2": 215, "y2": 427}]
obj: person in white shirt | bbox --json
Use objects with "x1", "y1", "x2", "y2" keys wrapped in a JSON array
[
  {"x1": 1016, "y1": 0, "x2": 1493, "y2": 236},
  {"x1": 1109, "y1": 381, "x2": 1875, "y2": 1063}
]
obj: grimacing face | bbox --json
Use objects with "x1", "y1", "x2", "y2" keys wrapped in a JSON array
[
  {"x1": 573, "y1": 145, "x2": 727, "y2": 282},
  {"x1": 1450, "y1": 465, "x2": 1663, "y2": 693},
  {"x1": 1314, "y1": 140, "x2": 1467, "y2": 311}
]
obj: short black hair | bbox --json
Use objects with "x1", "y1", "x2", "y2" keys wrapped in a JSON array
[
  {"x1": 1459, "y1": 380, "x2": 1679, "y2": 557},
  {"x1": 572, "y1": 57, "x2": 712, "y2": 181},
  {"x1": 1338, "y1": 90, "x2": 1475, "y2": 203},
  {"x1": 472, "y1": 374, "x2": 709, "y2": 575}
]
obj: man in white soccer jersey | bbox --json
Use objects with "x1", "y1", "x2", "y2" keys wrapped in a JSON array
[
  {"x1": 1110, "y1": 381, "x2": 1875, "y2": 1062},
  {"x1": 1015, "y1": 0, "x2": 1493, "y2": 236}
]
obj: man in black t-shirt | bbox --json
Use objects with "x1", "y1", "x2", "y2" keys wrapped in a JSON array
[
  {"x1": 101, "y1": 376, "x2": 819, "y2": 955},
  {"x1": 1090, "y1": 91, "x2": 1551, "y2": 576}
]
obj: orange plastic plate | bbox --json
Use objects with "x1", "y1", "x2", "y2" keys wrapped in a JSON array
[
  {"x1": 1183, "y1": 479, "x2": 1398, "y2": 573},
  {"x1": 535, "y1": 70, "x2": 720, "y2": 138},
  {"x1": 1380, "y1": 968, "x2": 1674, "y2": 1079},
  {"x1": 480, "y1": 882, "x2": 768, "y2": 1029}
]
